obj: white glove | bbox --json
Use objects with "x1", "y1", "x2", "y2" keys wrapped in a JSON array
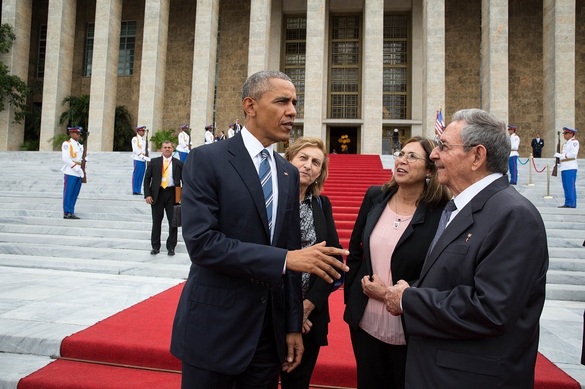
[
  {"x1": 73, "y1": 165, "x2": 84, "y2": 176},
  {"x1": 554, "y1": 153, "x2": 562, "y2": 159},
  {"x1": 144, "y1": 156, "x2": 151, "y2": 162}
]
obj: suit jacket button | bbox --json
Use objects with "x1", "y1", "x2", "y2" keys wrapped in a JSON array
[{"x1": 260, "y1": 296, "x2": 267, "y2": 304}]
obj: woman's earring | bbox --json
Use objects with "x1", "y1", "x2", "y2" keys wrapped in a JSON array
[{"x1": 426, "y1": 175, "x2": 431, "y2": 185}]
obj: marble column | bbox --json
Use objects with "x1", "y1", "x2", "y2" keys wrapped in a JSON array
[
  {"x1": 0, "y1": 0, "x2": 32, "y2": 151},
  {"x1": 137, "y1": 0, "x2": 170, "y2": 133},
  {"x1": 362, "y1": 0, "x2": 384, "y2": 154},
  {"x1": 87, "y1": 0, "x2": 122, "y2": 151},
  {"x1": 247, "y1": 0, "x2": 271, "y2": 75},
  {"x1": 411, "y1": 0, "x2": 424, "y2": 137},
  {"x1": 422, "y1": 0, "x2": 445, "y2": 138},
  {"x1": 303, "y1": 0, "x2": 328, "y2": 139},
  {"x1": 190, "y1": 0, "x2": 219, "y2": 147},
  {"x1": 543, "y1": 0, "x2": 575, "y2": 156},
  {"x1": 481, "y1": 0, "x2": 509, "y2": 123},
  {"x1": 39, "y1": 0, "x2": 76, "y2": 151},
  {"x1": 267, "y1": 0, "x2": 282, "y2": 71}
]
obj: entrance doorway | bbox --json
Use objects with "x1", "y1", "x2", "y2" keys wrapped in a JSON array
[{"x1": 329, "y1": 127, "x2": 358, "y2": 154}]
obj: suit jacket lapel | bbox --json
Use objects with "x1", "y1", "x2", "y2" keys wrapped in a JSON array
[
  {"x1": 272, "y1": 153, "x2": 291, "y2": 244},
  {"x1": 228, "y1": 135, "x2": 272, "y2": 240},
  {"x1": 418, "y1": 176, "x2": 509, "y2": 280}
]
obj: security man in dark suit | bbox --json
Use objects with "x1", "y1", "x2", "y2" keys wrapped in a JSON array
[{"x1": 144, "y1": 140, "x2": 183, "y2": 256}]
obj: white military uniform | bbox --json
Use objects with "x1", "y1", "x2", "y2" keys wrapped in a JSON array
[
  {"x1": 62, "y1": 138, "x2": 84, "y2": 178},
  {"x1": 132, "y1": 134, "x2": 150, "y2": 162},
  {"x1": 177, "y1": 131, "x2": 191, "y2": 153}
]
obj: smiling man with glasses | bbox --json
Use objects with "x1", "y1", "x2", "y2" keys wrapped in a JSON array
[{"x1": 384, "y1": 108, "x2": 548, "y2": 389}]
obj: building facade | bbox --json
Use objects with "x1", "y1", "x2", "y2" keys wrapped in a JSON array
[{"x1": 0, "y1": 0, "x2": 583, "y2": 156}]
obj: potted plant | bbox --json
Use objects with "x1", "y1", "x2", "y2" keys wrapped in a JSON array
[{"x1": 150, "y1": 129, "x2": 178, "y2": 151}]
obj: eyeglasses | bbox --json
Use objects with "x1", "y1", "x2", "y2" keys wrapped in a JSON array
[
  {"x1": 436, "y1": 139, "x2": 477, "y2": 152},
  {"x1": 393, "y1": 151, "x2": 425, "y2": 163}
]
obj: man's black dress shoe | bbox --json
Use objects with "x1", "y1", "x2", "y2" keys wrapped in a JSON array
[
  {"x1": 558, "y1": 205, "x2": 571, "y2": 208},
  {"x1": 168, "y1": 249, "x2": 175, "y2": 256},
  {"x1": 64, "y1": 213, "x2": 80, "y2": 219},
  {"x1": 150, "y1": 249, "x2": 160, "y2": 255}
]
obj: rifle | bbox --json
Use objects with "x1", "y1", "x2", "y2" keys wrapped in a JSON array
[
  {"x1": 145, "y1": 129, "x2": 150, "y2": 158},
  {"x1": 81, "y1": 129, "x2": 89, "y2": 183},
  {"x1": 552, "y1": 131, "x2": 561, "y2": 177}
]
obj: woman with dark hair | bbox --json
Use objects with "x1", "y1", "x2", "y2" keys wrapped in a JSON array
[
  {"x1": 343, "y1": 136, "x2": 451, "y2": 388},
  {"x1": 280, "y1": 137, "x2": 343, "y2": 389}
]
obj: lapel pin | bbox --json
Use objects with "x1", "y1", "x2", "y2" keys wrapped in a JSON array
[
  {"x1": 466, "y1": 233, "x2": 472, "y2": 242},
  {"x1": 284, "y1": 172, "x2": 288, "y2": 176}
]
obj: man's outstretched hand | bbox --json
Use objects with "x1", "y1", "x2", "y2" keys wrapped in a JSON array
[{"x1": 286, "y1": 241, "x2": 349, "y2": 283}]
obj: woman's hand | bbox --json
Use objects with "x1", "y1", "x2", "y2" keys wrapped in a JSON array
[{"x1": 361, "y1": 274, "x2": 387, "y2": 301}]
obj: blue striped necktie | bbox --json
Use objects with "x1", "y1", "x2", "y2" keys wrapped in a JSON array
[{"x1": 259, "y1": 149, "x2": 273, "y2": 233}]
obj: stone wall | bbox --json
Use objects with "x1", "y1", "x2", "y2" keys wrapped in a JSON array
[
  {"x1": 162, "y1": 0, "x2": 196, "y2": 132},
  {"x1": 577, "y1": 0, "x2": 585, "y2": 142},
  {"x1": 445, "y1": 0, "x2": 481, "y2": 116},
  {"x1": 509, "y1": 0, "x2": 544, "y2": 156},
  {"x1": 215, "y1": 0, "x2": 251, "y2": 135}
]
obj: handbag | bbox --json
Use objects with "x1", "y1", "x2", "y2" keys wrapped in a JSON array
[{"x1": 171, "y1": 187, "x2": 182, "y2": 227}]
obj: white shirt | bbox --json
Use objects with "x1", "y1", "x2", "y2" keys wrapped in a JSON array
[
  {"x1": 132, "y1": 135, "x2": 148, "y2": 161},
  {"x1": 559, "y1": 138, "x2": 579, "y2": 171},
  {"x1": 509, "y1": 133, "x2": 520, "y2": 157},
  {"x1": 448, "y1": 173, "x2": 503, "y2": 227},
  {"x1": 162, "y1": 156, "x2": 176, "y2": 187},
  {"x1": 241, "y1": 127, "x2": 279, "y2": 244},
  {"x1": 61, "y1": 138, "x2": 84, "y2": 177},
  {"x1": 204, "y1": 130, "x2": 214, "y2": 144},
  {"x1": 176, "y1": 131, "x2": 191, "y2": 153}
]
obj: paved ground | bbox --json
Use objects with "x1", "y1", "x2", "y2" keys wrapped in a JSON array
[{"x1": 0, "y1": 152, "x2": 584, "y2": 388}]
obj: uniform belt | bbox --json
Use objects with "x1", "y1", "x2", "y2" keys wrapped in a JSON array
[
  {"x1": 561, "y1": 158, "x2": 576, "y2": 162},
  {"x1": 160, "y1": 186, "x2": 175, "y2": 190}
]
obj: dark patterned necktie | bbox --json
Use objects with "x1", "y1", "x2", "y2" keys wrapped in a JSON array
[
  {"x1": 428, "y1": 199, "x2": 457, "y2": 254},
  {"x1": 259, "y1": 149, "x2": 273, "y2": 233}
]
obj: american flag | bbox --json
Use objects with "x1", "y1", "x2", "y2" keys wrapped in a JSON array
[{"x1": 435, "y1": 109, "x2": 445, "y2": 136}]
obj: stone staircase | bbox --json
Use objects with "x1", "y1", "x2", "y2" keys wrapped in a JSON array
[
  {"x1": 0, "y1": 151, "x2": 189, "y2": 280},
  {"x1": 1, "y1": 152, "x2": 584, "y2": 299}
]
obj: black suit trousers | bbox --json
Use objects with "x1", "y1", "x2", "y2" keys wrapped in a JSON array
[{"x1": 150, "y1": 187, "x2": 178, "y2": 250}]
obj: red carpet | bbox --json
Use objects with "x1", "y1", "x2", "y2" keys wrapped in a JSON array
[{"x1": 18, "y1": 155, "x2": 579, "y2": 389}]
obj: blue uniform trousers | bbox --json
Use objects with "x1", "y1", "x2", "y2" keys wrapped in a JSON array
[
  {"x1": 132, "y1": 160, "x2": 146, "y2": 194},
  {"x1": 561, "y1": 169, "x2": 577, "y2": 208},
  {"x1": 508, "y1": 156, "x2": 518, "y2": 184},
  {"x1": 63, "y1": 174, "x2": 82, "y2": 214}
]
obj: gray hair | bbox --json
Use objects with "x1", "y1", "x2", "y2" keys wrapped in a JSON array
[
  {"x1": 451, "y1": 109, "x2": 509, "y2": 175},
  {"x1": 242, "y1": 70, "x2": 293, "y2": 101}
]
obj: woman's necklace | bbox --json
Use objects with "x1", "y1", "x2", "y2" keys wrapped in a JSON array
[{"x1": 393, "y1": 195, "x2": 414, "y2": 229}]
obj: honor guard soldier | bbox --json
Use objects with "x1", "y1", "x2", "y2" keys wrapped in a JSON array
[
  {"x1": 61, "y1": 126, "x2": 84, "y2": 219},
  {"x1": 508, "y1": 124, "x2": 520, "y2": 185},
  {"x1": 555, "y1": 127, "x2": 580, "y2": 208},
  {"x1": 176, "y1": 124, "x2": 191, "y2": 162},
  {"x1": 131, "y1": 125, "x2": 150, "y2": 195}
]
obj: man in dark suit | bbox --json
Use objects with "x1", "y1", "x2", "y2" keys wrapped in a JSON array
[
  {"x1": 144, "y1": 140, "x2": 183, "y2": 256},
  {"x1": 385, "y1": 109, "x2": 548, "y2": 388},
  {"x1": 531, "y1": 133, "x2": 544, "y2": 158},
  {"x1": 170, "y1": 70, "x2": 348, "y2": 389}
]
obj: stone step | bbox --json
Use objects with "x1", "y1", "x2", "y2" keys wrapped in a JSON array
[{"x1": 0, "y1": 253, "x2": 188, "y2": 279}]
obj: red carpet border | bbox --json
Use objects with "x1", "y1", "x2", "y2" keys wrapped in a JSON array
[{"x1": 18, "y1": 155, "x2": 579, "y2": 389}]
